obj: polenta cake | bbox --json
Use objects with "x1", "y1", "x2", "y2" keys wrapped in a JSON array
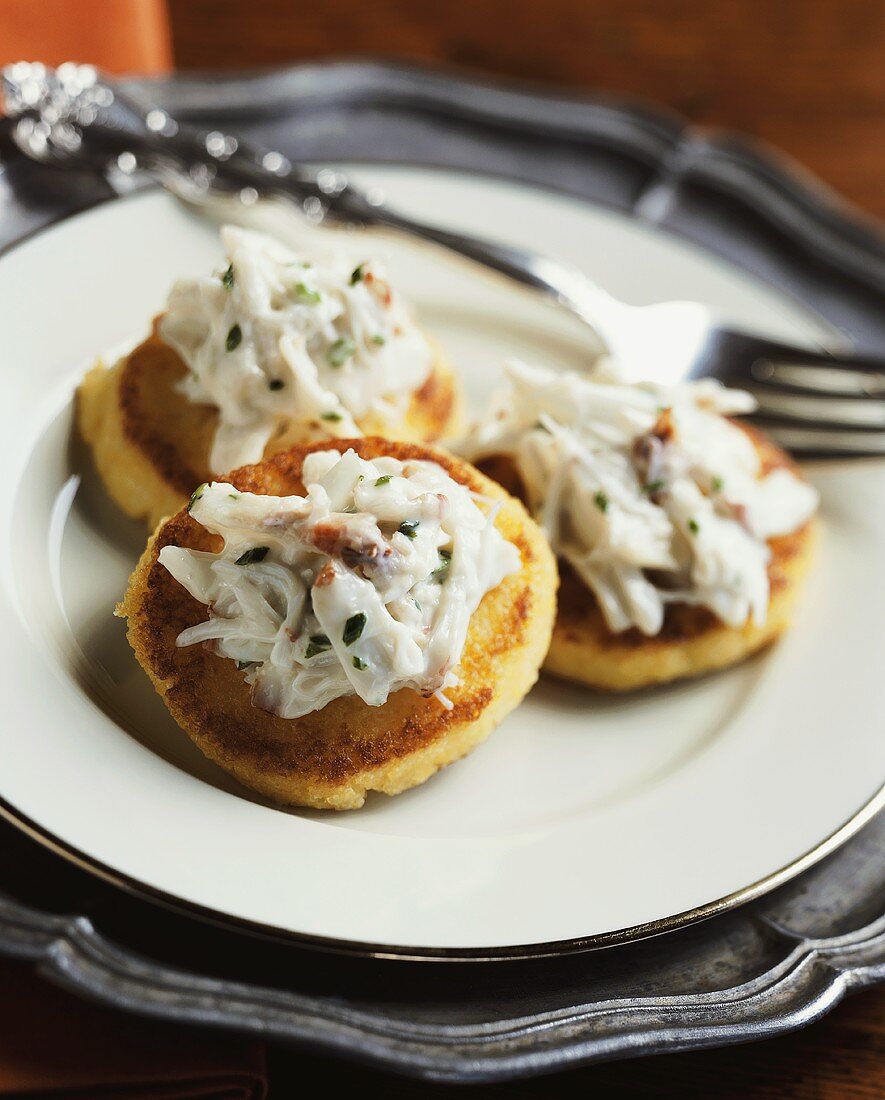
[
  {"x1": 119, "y1": 438, "x2": 556, "y2": 809},
  {"x1": 469, "y1": 361, "x2": 818, "y2": 691}
]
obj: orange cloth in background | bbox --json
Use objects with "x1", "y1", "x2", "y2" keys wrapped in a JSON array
[
  {"x1": 0, "y1": 0, "x2": 172, "y2": 74},
  {"x1": 0, "y1": 957, "x2": 267, "y2": 1098}
]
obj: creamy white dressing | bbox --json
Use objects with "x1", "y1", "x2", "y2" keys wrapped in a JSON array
[
  {"x1": 159, "y1": 226, "x2": 434, "y2": 472},
  {"x1": 158, "y1": 449, "x2": 520, "y2": 718},
  {"x1": 467, "y1": 360, "x2": 818, "y2": 635}
]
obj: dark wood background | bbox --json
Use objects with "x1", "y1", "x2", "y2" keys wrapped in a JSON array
[
  {"x1": 115, "y1": 2, "x2": 885, "y2": 1095},
  {"x1": 168, "y1": 0, "x2": 885, "y2": 221}
]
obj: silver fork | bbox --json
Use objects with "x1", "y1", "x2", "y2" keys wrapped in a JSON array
[{"x1": 3, "y1": 61, "x2": 884, "y2": 457}]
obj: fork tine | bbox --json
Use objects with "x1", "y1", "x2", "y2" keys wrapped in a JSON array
[
  {"x1": 749, "y1": 358, "x2": 885, "y2": 398},
  {"x1": 704, "y1": 330, "x2": 885, "y2": 401},
  {"x1": 748, "y1": 390, "x2": 885, "y2": 429},
  {"x1": 747, "y1": 422, "x2": 885, "y2": 457}
]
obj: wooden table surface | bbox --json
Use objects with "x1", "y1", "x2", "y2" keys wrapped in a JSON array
[
  {"x1": 29, "y1": 2, "x2": 885, "y2": 1095},
  {"x1": 168, "y1": 0, "x2": 885, "y2": 223}
]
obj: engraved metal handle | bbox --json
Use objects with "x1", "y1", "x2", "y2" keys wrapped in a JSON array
[{"x1": 0, "y1": 61, "x2": 622, "y2": 337}]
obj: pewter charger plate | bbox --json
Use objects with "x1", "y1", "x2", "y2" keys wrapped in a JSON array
[{"x1": 0, "y1": 62, "x2": 883, "y2": 1080}]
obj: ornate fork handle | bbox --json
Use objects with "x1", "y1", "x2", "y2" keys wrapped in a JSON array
[{"x1": 1, "y1": 62, "x2": 621, "y2": 338}]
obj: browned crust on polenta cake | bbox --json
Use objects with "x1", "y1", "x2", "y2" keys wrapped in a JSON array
[
  {"x1": 119, "y1": 438, "x2": 557, "y2": 809},
  {"x1": 477, "y1": 422, "x2": 817, "y2": 691},
  {"x1": 118, "y1": 332, "x2": 215, "y2": 496},
  {"x1": 408, "y1": 361, "x2": 457, "y2": 440}
]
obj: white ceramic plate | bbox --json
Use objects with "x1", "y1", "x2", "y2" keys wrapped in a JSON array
[{"x1": 1, "y1": 169, "x2": 884, "y2": 957}]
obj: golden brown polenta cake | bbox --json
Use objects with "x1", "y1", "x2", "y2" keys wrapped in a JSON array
[
  {"x1": 119, "y1": 438, "x2": 556, "y2": 810},
  {"x1": 482, "y1": 426, "x2": 816, "y2": 692},
  {"x1": 78, "y1": 328, "x2": 462, "y2": 530},
  {"x1": 546, "y1": 522, "x2": 815, "y2": 691}
]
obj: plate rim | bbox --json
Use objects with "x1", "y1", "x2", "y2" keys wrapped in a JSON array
[
  {"x1": 1, "y1": 55, "x2": 883, "y2": 963},
  {"x1": 1, "y1": 806, "x2": 884, "y2": 1085},
  {"x1": 0, "y1": 184, "x2": 883, "y2": 960},
  {"x1": 1, "y1": 775, "x2": 884, "y2": 962}
]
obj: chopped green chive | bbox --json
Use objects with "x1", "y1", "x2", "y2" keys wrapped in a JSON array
[
  {"x1": 225, "y1": 324, "x2": 242, "y2": 351},
  {"x1": 350, "y1": 263, "x2": 366, "y2": 285},
  {"x1": 236, "y1": 660, "x2": 256, "y2": 671},
  {"x1": 221, "y1": 264, "x2": 234, "y2": 290},
  {"x1": 327, "y1": 337, "x2": 357, "y2": 367},
  {"x1": 343, "y1": 612, "x2": 367, "y2": 646},
  {"x1": 642, "y1": 479, "x2": 665, "y2": 495},
  {"x1": 187, "y1": 483, "x2": 208, "y2": 512},
  {"x1": 431, "y1": 547, "x2": 452, "y2": 584},
  {"x1": 268, "y1": 379, "x2": 285, "y2": 391},
  {"x1": 370, "y1": 334, "x2": 386, "y2": 346},
  {"x1": 712, "y1": 475, "x2": 724, "y2": 492},
  {"x1": 235, "y1": 546, "x2": 269, "y2": 566},
  {"x1": 397, "y1": 519, "x2": 420, "y2": 539},
  {"x1": 228, "y1": 493, "x2": 240, "y2": 500},
  {"x1": 374, "y1": 474, "x2": 392, "y2": 486},
  {"x1": 594, "y1": 490, "x2": 609, "y2": 513},
  {"x1": 295, "y1": 282, "x2": 321, "y2": 304},
  {"x1": 305, "y1": 634, "x2": 331, "y2": 659},
  {"x1": 352, "y1": 655, "x2": 368, "y2": 671},
  {"x1": 321, "y1": 411, "x2": 343, "y2": 422},
  {"x1": 688, "y1": 519, "x2": 700, "y2": 535}
]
